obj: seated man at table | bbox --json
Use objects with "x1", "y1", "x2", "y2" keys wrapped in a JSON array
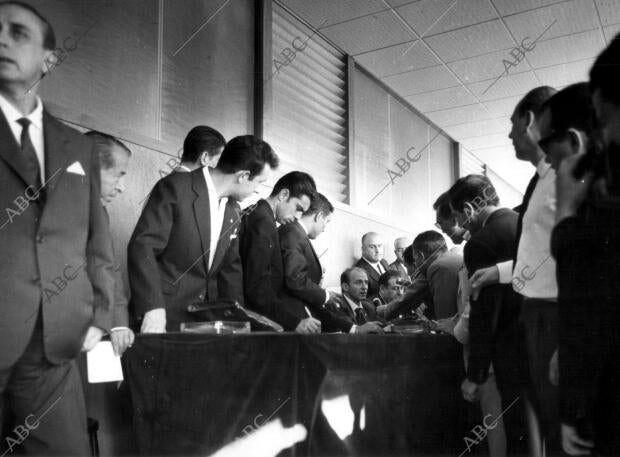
[
  {"x1": 323, "y1": 268, "x2": 384, "y2": 334},
  {"x1": 239, "y1": 171, "x2": 320, "y2": 332},
  {"x1": 128, "y1": 135, "x2": 278, "y2": 332},
  {"x1": 368, "y1": 270, "x2": 404, "y2": 308}
]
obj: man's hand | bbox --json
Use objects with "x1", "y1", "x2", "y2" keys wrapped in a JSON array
[
  {"x1": 111, "y1": 328, "x2": 135, "y2": 356},
  {"x1": 356, "y1": 322, "x2": 384, "y2": 334},
  {"x1": 435, "y1": 315, "x2": 457, "y2": 335},
  {"x1": 461, "y1": 378, "x2": 481, "y2": 402},
  {"x1": 141, "y1": 308, "x2": 166, "y2": 333},
  {"x1": 561, "y1": 423, "x2": 594, "y2": 455},
  {"x1": 470, "y1": 266, "x2": 499, "y2": 300},
  {"x1": 556, "y1": 152, "x2": 593, "y2": 223},
  {"x1": 295, "y1": 317, "x2": 321, "y2": 334},
  {"x1": 549, "y1": 348, "x2": 559, "y2": 386},
  {"x1": 81, "y1": 326, "x2": 104, "y2": 352}
]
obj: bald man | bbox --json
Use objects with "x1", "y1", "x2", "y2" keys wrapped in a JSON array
[
  {"x1": 354, "y1": 232, "x2": 390, "y2": 297},
  {"x1": 388, "y1": 237, "x2": 410, "y2": 279}
]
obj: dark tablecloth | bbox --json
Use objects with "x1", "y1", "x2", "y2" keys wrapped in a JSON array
[{"x1": 122, "y1": 333, "x2": 468, "y2": 456}]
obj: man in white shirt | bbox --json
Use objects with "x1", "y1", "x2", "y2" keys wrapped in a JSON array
[
  {"x1": 469, "y1": 86, "x2": 560, "y2": 455},
  {"x1": 354, "y1": 232, "x2": 390, "y2": 297},
  {"x1": 128, "y1": 136, "x2": 278, "y2": 333}
]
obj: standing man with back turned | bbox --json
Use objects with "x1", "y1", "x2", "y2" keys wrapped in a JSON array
[{"x1": 0, "y1": 2, "x2": 115, "y2": 454}]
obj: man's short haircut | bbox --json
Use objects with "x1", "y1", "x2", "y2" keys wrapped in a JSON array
[
  {"x1": 303, "y1": 192, "x2": 333, "y2": 217},
  {"x1": 403, "y1": 245, "x2": 415, "y2": 266},
  {"x1": 542, "y1": 83, "x2": 595, "y2": 136},
  {"x1": 0, "y1": 1, "x2": 56, "y2": 50},
  {"x1": 85, "y1": 130, "x2": 131, "y2": 170},
  {"x1": 341, "y1": 267, "x2": 367, "y2": 286},
  {"x1": 590, "y1": 32, "x2": 620, "y2": 106},
  {"x1": 378, "y1": 270, "x2": 401, "y2": 288},
  {"x1": 270, "y1": 171, "x2": 316, "y2": 200},
  {"x1": 448, "y1": 174, "x2": 499, "y2": 213},
  {"x1": 181, "y1": 126, "x2": 225, "y2": 164},
  {"x1": 361, "y1": 232, "x2": 379, "y2": 245},
  {"x1": 412, "y1": 231, "x2": 447, "y2": 259},
  {"x1": 433, "y1": 191, "x2": 453, "y2": 220},
  {"x1": 216, "y1": 135, "x2": 279, "y2": 179},
  {"x1": 514, "y1": 86, "x2": 557, "y2": 120}
]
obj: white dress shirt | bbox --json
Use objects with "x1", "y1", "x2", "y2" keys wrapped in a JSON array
[
  {"x1": 0, "y1": 93, "x2": 45, "y2": 181},
  {"x1": 362, "y1": 257, "x2": 385, "y2": 275},
  {"x1": 497, "y1": 160, "x2": 558, "y2": 299},
  {"x1": 203, "y1": 167, "x2": 228, "y2": 271}
]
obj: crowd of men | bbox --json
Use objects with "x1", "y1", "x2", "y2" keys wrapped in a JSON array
[{"x1": 1, "y1": 1, "x2": 619, "y2": 456}]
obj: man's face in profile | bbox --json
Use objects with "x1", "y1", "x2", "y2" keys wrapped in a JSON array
[
  {"x1": 0, "y1": 4, "x2": 51, "y2": 88},
  {"x1": 234, "y1": 165, "x2": 272, "y2": 202},
  {"x1": 276, "y1": 193, "x2": 311, "y2": 224}
]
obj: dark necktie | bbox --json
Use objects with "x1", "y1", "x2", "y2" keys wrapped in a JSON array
[
  {"x1": 514, "y1": 172, "x2": 539, "y2": 262},
  {"x1": 17, "y1": 118, "x2": 42, "y2": 188},
  {"x1": 354, "y1": 307, "x2": 367, "y2": 325}
]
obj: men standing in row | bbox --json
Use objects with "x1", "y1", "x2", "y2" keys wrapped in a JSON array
[
  {"x1": 388, "y1": 237, "x2": 410, "y2": 279},
  {"x1": 173, "y1": 125, "x2": 225, "y2": 173},
  {"x1": 128, "y1": 135, "x2": 278, "y2": 333},
  {"x1": 87, "y1": 130, "x2": 135, "y2": 356},
  {"x1": 0, "y1": 2, "x2": 115, "y2": 453},
  {"x1": 355, "y1": 232, "x2": 390, "y2": 297},
  {"x1": 239, "y1": 171, "x2": 320, "y2": 332}
]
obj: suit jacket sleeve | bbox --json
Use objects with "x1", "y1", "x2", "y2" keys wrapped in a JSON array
[
  {"x1": 127, "y1": 178, "x2": 176, "y2": 316},
  {"x1": 319, "y1": 299, "x2": 354, "y2": 333},
  {"x1": 427, "y1": 261, "x2": 457, "y2": 319},
  {"x1": 280, "y1": 230, "x2": 326, "y2": 308},
  {"x1": 240, "y1": 213, "x2": 278, "y2": 315},
  {"x1": 216, "y1": 226, "x2": 244, "y2": 305},
  {"x1": 86, "y1": 143, "x2": 115, "y2": 332},
  {"x1": 379, "y1": 277, "x2": 429, "y2": 320},
  {"x1": 464, "y1": 238, "x2": 499, "y2": 384},
  {"x1": 111, "y1": 263, "x2": 129, "y2": 328}
]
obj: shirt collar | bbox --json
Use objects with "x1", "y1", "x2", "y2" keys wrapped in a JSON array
[
  {"x1": 343, "y1": 293, "x2": 361, "y2": 311},
  {"x1": 202, "y1": 167, "x2": 220, "y2": 200},
  {"x1": 363, "y1": 257, "x2": 380, "y2": 268},
  {"x1": 536, "y1": 157, "x2": 552, "y2": 177},
  {"x1": 298, "y1": 219, "x2": 309, "y2": 235},
  {"x1": 0, "y1": 93, "x2": 43, "y2": 130}
]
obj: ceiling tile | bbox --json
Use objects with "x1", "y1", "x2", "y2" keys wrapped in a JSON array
[
  {"x1": 395, "y1": 0, "x2": 496, "y2": 37},
  {"x1": 354, "y1": 41, "x2": 440, "y2": 78},
  {"x1": 278, "y1": 0, "x2": 386, "y2": 28},
  {"x1": 386, "y1": 0, "x2": 424, "y2": 7},
  {"x1": 321, "y1": 9, "x2": 414, "y2": 55},
  {"x1": 503, "y1": 0, "x2": 599, "y2": 43},
  {"x1": 406, "y1": 85, "x2": 478, "y2": 112},
  {"x1": 425, "y1": 103, "x2": 493, "y2": 126},
  {"x1": 469, "y1": 70, "x2": 540, "y2": 100},
  {"x1": 425, "y1": 20, "x2": 513, "y2": 62},
  {"x1": 448, "y1": 47, "x2": 531, "y2": 83},
  {"x1": 603, "y1": 24, "x2": 620, "y2": 42},
  {"x1": 492, "y1": 0, "x2": 563, "y2": 17},
  {"x1": 444, "y1": 117, "x2": 510, "y2": 139},
  {"x1": 535, "y1": 58, "x2": 595, "y2": 87},
  {"x1": 525, "y1": 29, "x2": 605, "y2": 68},
  {"x1": 595, "y1": 0, "x2": 620, "y2": 27},
  {"x1": 460, "y1": 133, "x2": 513, "y2": 150},
  {"x1": 483, "y1": 95, "x2": 524, "y2": 117},
  {"x1": 382, "y1": 65, "x2": 459, "y2": 95}
]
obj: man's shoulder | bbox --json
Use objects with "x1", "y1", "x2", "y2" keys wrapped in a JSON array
[
  {"x1": 278, "y1": 221, "x2": 302, "y2": 239},
  {"x1": 355, "y1": 258, "x2": 368, "y2": 268}
]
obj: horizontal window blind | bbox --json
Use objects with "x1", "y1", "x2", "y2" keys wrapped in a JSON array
[{"x1": 264, "y1": 4, "x2": 348, "y2": 203}]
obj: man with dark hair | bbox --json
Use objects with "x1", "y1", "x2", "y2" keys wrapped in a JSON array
[
  {"x1": 433, "y1": 191, "x2": 468, "y2": 245},
  {"x1": 448, "y1": 175, "x2": 527, "y2": 455},
  {"x1": 175, "y1": 125, "x2": 225, "y2": 172},
  {"x1": 368, "y1": 270, "x2": 403, "y2": 307},
  {"x1": 239, "y1": 171, "x2": 321, "y2": 333},
  {"x1": 0, "y1": 3, "x2": 114, "y2": 454},
  {"x1": 552, "y1": 33, "x2": 620, "y2": 456},
  {"x1": 468, "y1": 86, "x2": 561, "y2": 455},
  {"x1": 355, "y1": 232, "x2": 390, "y2": 297},
  {"x1": 128, "y1": 135, "x2": 278, "y2": 333},
  {"x1": 88, "y1": 131, "x2": 135, "y2": 356},
  {"x1": 279, "y1": 193, "x2": 334, "y2": 323}
]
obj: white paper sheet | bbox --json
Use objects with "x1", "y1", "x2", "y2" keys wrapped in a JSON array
[{"x1": 86, "y1": 341, "x2": 124, "y2": 383}]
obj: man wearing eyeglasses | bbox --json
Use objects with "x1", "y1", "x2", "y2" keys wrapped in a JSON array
[{"x1": 388, "y1": 237, "x2": 410, "y2": 279}]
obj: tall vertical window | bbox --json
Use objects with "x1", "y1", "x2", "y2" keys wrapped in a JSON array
[{"x1": 263, "y1": 3, "x2": 349, "y2": 203}]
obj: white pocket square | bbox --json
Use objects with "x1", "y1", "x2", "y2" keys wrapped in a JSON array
[{"x1": 67, "y1": 161, "x2": 86, "y2": 176}]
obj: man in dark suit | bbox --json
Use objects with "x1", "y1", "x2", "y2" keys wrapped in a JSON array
[
  {"x1": 239, "y1": 171, "x2": 320, "y2": 332},
  {"x1": 173, "y1": 125, "x2": 225, "y2": 173},
  {"x1": 448, "y1": 174, "x2": 527, "y2": 455},
  {"x1": 0, "y1": 3, "x2": 115, "y2": 454},
  {"x1": 325, "y1": 268, "x2": 384, "y2": 334},
  {"x1": 88, "y1": 130, "x2": 135, "y2": 356},
  {"x1": 355, "y1": 232, "x2": 390, "y2": 297},
  {"x1": 368, "y1": 270, "x2": 403, "y2": 308},
  {"x1": 388, "y1": 237, "x2": 410, "y2": 279},
  {"x1": 128, "y1": 135, "x2": 278, "y2": 333}
]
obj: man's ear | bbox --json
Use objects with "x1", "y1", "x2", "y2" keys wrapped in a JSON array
[
  {"x1": 279, "y1": 189, "x2": 290, "y2": 201},
  {"x1": 236, "y1": 170, "x2": 251, "y2": 182},
  {"x1": 525, "y1": 110, "x2": 537, "y2": 133},
  {"x1": 567, "y1": 128, "x2": 585, "y2": 154},
  {"x1": 199, "y1": 151, "x2": 210, "y2": 167}
]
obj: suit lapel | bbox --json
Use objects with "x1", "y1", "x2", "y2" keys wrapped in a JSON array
[
  {"x1": 191, "y1": 170, "x2": 211, "y2": 274},
  {"x1": 0, "y1": 108, "x2": 35, "y2": 188},
  {"x1": 210, "y1": 201, "x2": 238, "y2": 274},
  {"x1": 42, "y1": 111, "x2": 72, "y2": 200}
]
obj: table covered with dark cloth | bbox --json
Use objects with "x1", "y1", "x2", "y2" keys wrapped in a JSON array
[{"x1": 122, "y1": 333, "x2": 469, "y2": 456}]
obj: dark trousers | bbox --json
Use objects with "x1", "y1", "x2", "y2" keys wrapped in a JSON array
[
  {"x1": 0, "y1": 314, "x2": 90, "y2": 456},
  {"x1": 521, "y1": 298, "x2": 560, "y2": 455}
]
